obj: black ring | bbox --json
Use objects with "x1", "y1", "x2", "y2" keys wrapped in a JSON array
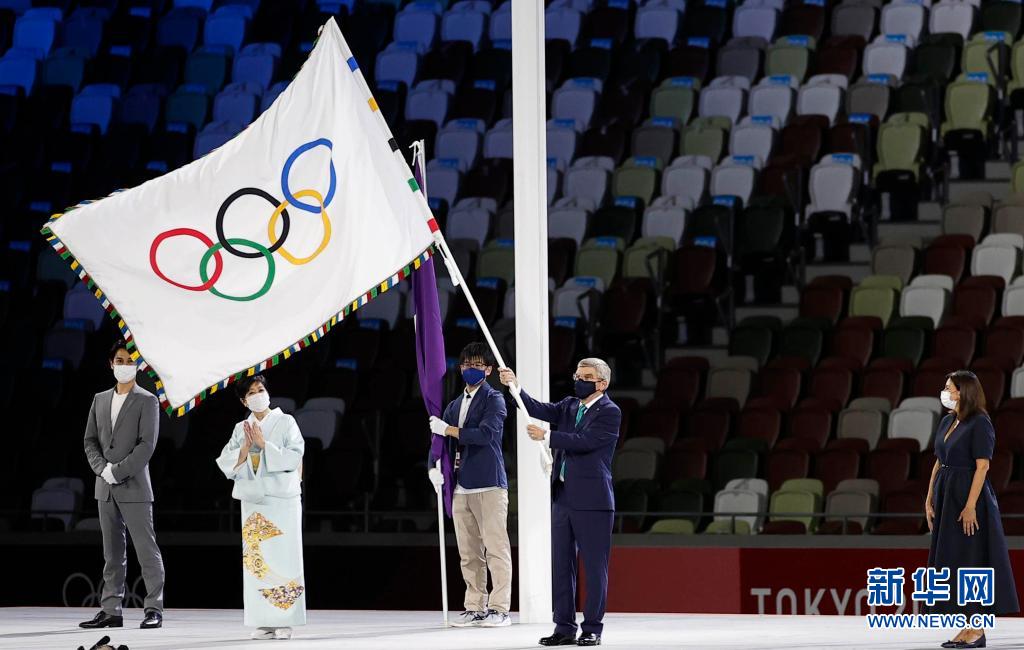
[{"x1": 216, "y1": 187, "x2": 290, "y2": 259}]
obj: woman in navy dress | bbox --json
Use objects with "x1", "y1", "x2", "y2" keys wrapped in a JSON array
[{"x1": 926, "y1": 371, "x2": 1019, "y2": 648}]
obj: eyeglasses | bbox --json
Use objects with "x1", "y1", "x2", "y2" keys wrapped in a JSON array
[
  {"x1": 573, "y1": 374, "x2": 602, "y2": 383},
  {"x1": 460, "y1": 362, "x2": 489, "y2": 370}
]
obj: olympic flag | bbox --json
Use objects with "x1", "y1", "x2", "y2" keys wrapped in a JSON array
[{"x1": 41, "y1": 18, "x2": 436, "y2": 414}]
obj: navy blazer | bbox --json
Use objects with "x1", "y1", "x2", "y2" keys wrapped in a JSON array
[
  {"x1": 442, "y1": 380, "x2": 509, "y2": 490},
  {"x1": 519, "y1": 390, "x2": 621, "y2": 511}
]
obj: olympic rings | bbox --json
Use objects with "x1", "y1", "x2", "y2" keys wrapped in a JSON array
[
  {"x1": 150, "y1": 228, "x2": 224, "y2": 292},
  {"x1": 282, "y1": 138, "x2": 336, "y2": 214},
  {"x1": 200, "y1": 238, "x2": 276, "y2": 302},
  {"x1": 150, "y1": 138, "x2": 336, "y2": 301},
  {"x1": 217, "y1": 188, "x2": 291, "y2": 259},
  {"x1": 267, "y1": 189, "x2": 332, "y2": 266}
]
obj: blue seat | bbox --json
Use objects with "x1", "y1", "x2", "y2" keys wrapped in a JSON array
[
  {"x1": 157, "y1": 8, "x2": 202, "y2": 52},
  {"x1": 118, "y1": 84, "x2": 165, "y2": 133},
  {"x1": 203, "y1": 10, "x2": 247, "y2": 54},
  {"x1": 442, "y1": 5, "x2": 486, "y2": 50},
  {"x1": 375, "y1": 42, "x2": 419, "y2": 89},
  {"x1": 232, "y1": 48, "x2": 276, "y2": 91},
  {"x1": 261, "y1": 80, "x2": 288, "y2": 112},
  {"x1": 13, "y1": 14, "x2": 57, "y2": 60},
  {"x1": 436, "y1": 119, "x2": 482, "y2": 171},
  {"x1": 426, "y1": 158, "x2": 462, "y2": 207},
  {"x1": 483, "y1": 117, "x2": 513, "y2": 159},
  {"x1": 81, "y1": 83, "x2": 120, "y2": 98},
  {"x1": 61, "y1": 12, "x2": 105, "y2": 57},
  {"x1": 490, "y1": 0, "x2": 511, "y2": 42},
  {"x1": 184, "y1": 47, "x2": 229, "y2": 94},
  {"x1": 546, "y1": 118, "x2": 578, "y2": 171},
  {"x1": 545, "y1": 5, "x2": 582, "y2": 48},
  {"x1": 174, "y1": 0, "x2": 214, "y2": 12},
  {"x1": 635, "y1": 3, "x2": 681, "y2": 47},
  {"x1": 165, "y1": 85, "x2": 209, "y2": 129},
  {"x1": 406, "y1": 82, "x2": 451, "y2": 128},
  {"x1": 0, "y1": 0, "x2": 30, "y2": 13},
  {"x1": 41, "y1": 49, "x2": 85, "y2": 92},
  {"x1": 63, "y1": 284, "x2": 106, "y2": 331},
  {"x1": 452, "y1": 0, "x2": 493, "y2": 13},
  {"x1": 71, "y1": 89, "x2": 117, "y2": 134},
  {"x1": 393, "y1": 5, "x2": 438, "y2": 54},
  {"x1": 551, "y1": 77, "x2": 602, "y2": 131},
  {"x1": 0, "y1": 51, "x2": 38, "y2": 94},
  {"x1": 193, "y1": 119, "x2": 243, "y2": 158},
  {"x1": 213, "y1": 85, "x2": 257, "y2": 124}
]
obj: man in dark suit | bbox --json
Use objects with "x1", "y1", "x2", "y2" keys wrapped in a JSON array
[
  {"x1": 80, "y1": 339, "x2": 165, "y2": 630},
  {"x1": 428, "y1": 342, "x2": 511, "y2": 628},
  {"x1": 499, "y1": 358, "x2": 621, "y2": 647}
]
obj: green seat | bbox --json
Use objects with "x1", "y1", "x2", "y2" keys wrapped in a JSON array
[
  {"x1": 963, "y1": 33, "x2": 1010, "y2": 80},
  {"x1": 712, "y1": 449, "x2": 759, "y2": 491},
  {"x1": 769, "y1": 490, "x2": 819, "y2": 532},
  {"x1": 648, "y1": 519, "x2": 696, "y2": 534},
  {"x1": 704, "y1": 519, "x2": 752, "y2": 534},
  {"x1": 681, "y1": 124, "x2": 727, "y2": 161},
  {"x1": 651, "y1": 77, "x2": 701, "y2": 125},
  {"x1": 860, "y1": 274, "x2": 903, "y2": 291},
  {"x1": 613, "y1": 157, "x2": 662, "y2": 206},
  {"x1": 765, "y1": 36, "x2": 815, "y2": 83},
  {"x1": 164, "y1": 89, "x2": 209, "y2": 130},
  {"x1": 41, "y1": 51, "x2": 85, "y2": 92},
  {"x1": 1014, "y1": 161, "x2": 1024, "y2": 194},
  {"x1": 1010, "y1": 39, "x2": 1024, "y2": 94},
  {"x1": 882, "y1": 326, "x2": 927, "y2": 365},
  {"x1": 874, "y1": 116, "x2": 926, "y2": 181},
  {"x1": 941, "y1": 78, "x2": 994, "y2": 137},
  {"x1": 729, "y1": 325, "x2": 773, "y2": 366},
  {"x1": 184, "y1": 50, "x2": 229, "y2": 96},
  {"x1": 623, "y1": 236, "x2": 674, "y2": 279},
  {"x1": 476, "y1": 240, "x2": 515, "y2": 285},
  {"x1": 777, "y1": 326, "x2": 823, "y2": 366},
  {"x1": 691, "y1": 115, "x2": 732, "y2": 131},
  {"x1": 575, "y1": 238, "x2": 622, "y2": 286},
  {"x1": 849, "y1": 286, "x2": 898, "y2": 327},
  {"x1": 779, "y1": 478, "x2": 824, "y2": 499}
]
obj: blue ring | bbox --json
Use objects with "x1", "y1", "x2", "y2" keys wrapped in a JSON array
[{"x1": 281, "y1": 138, "x2": 336, "y2": 213}]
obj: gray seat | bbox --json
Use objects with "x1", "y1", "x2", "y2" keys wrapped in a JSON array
[
  {"x1": 831, "y1": 3, "x2": 877, "y2": 41},
  {"x1": 825, "y1": 490, "x2": 873, "y2": 532},
  {"x1": 837, "y1": 408, "x2": 886, "y2": 450},
  {"x1": 942, "y1": 203, "x2": 987, "y2": 241},
  {"x1": 871, "y1": 244, "x2": 916, "y2": 285},
  {"x1": 888, "y1": 407, "x2": 937, "y2": 451},
  {"x1": 612, "y1": 449, "x2": 659, "y2": 483},
  {"x1": 848, "y1": 396, "x2": 892, "y2": 414},
  {"x1": 847, "y1": 79, "x2": 891, "y2": 120},
  {"x1": 293, "y1": 408, "x2": 339, "y2": 449},
  {"x1": 716, "y1": 40, "x2": 763, "y2": 82},
  {"x1": 707, "y1": 367, "x2": 752, "y2": 406}
]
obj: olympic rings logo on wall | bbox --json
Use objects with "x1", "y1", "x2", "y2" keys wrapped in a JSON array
[{"x1": 149, "y1": 138, "x2": 337, "y2": 302}]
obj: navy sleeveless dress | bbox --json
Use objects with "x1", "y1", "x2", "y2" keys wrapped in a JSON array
[{"x1": 927, "y1": 413, "x2": 1019, "y2": 615}]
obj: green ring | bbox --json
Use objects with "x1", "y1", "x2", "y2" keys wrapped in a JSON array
[{"x1": 199, "y1": 238, "x2": 276, "y2": 302}]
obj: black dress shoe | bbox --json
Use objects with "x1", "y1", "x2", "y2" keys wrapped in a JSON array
[
  {"x1": 577, "y1": 633, "x2": 602, "y2": 646},
  {"x1": 955, "y1": 633, "x2": 986, "y2": 648},
  {"x1": 539, "y1": 632, "x2": 577, "y2": 646},
  {"x1": 79, "y1": 612, "x2": 123, "y2": 629},
  {"x1": 942, "y1": 640, "x2": 960, "y2": 648},
  {"x1": 140, "y1": 608, "x2": 163, "y2": 629}
]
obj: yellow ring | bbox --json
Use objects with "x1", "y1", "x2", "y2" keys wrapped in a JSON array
[{"x1": 267, "y1": 189, "x2": 332, "y2": 265}]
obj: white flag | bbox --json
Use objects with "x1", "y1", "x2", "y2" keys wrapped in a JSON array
[{"x1": 42, "y1": 18, "x2": 436, "y2": 414}]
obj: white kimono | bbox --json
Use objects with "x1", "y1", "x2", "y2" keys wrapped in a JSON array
[{"x1": 216, "y1": 408, "x2": 306, "y2": 628}]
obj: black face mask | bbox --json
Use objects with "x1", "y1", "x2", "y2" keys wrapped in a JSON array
[{"x1": 574, "y1": 379, "x2": 598, "y2": 398}]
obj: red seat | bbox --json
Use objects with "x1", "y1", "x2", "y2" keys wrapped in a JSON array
[
  {"x1": 868, "y1": 356, "x2": 915, "y2": 374},
  {"x1": 737, "y1": 408, "x2": 782, "y2": 448},
  {"x1": 669, "y1": 245, "x2": 719, "y2": 296},
  {"x1": 818, "y1": 356, "x2": 863, "y2": 372},
  {"x1": 652, "y1": 366, "x2": 702, "y2": 410},
  {"x1": 878, "y1": 437, "x2": 921, "y2": 454},
  {"x1": 815, "y1": 41, "x2": 859, "y2": 78},
  {"x1": 932, "y1": 326, "x2": 977, "y2": 367},
  {"x1": 912, "y1": 359, "x2": 958, "y2": 396},
  {"x1": 829, "y1": 327, "x2": 874, "y2": 368},
  {"x1": 970, "y1": 364, "x2": 1006, "y2": 408},
  {"x1": 685, "y1": 409, "x2": 731, "y2": 451},
  {"x1": 800, "y1": 285, "x2": 843, "y2": 324},
  {"x1": 787, "y1": 407, "x2": 832, "y2": 449},
  {"x1": 984, "y1": 327, "x2": 1024, "y2": 369},
  {"x1": 924, "y1": 245, "x2": 967, "y2": 283},
  {"x1": 931, "y1": 234, "x2": 976, "y2": 250},
  {"x1": 838, "y1": 315, "x2": 884, "y2": 331},
  {"x1": 809, "y1": 275, "x2": 854, "y2": 291},
  {"x1": 666, "y1": 356, "x2": 711, "y2": 371},
  {"x1": 1000, "y1": 490, "x2": 1024, "y2": 535},
  {"x1": 757, "y1": 366, "x2": 802, "y2": 411},
  {"x1": 813, "y1": 448, "x2": 860, "y2": 494},
  {"x1": 950, "y1": 285, "x2": 998, "y2": 330},
  {"x1": 761, "y1": 520, "x2": 808, "y2": 534},
  {"x1": 994, "y1": 411, "x2": 1024, "y2": 452},
  {"x1": 865, "y1": 449, "x2": 912, "y2": 495},
  {"x1": 664, "y1": 448, "x2": 708, "y2": 482},
  {"x1": 780, "y1": 4, "x2": 825, "y2": 40},
  {"x1": 631, "y1": 407, "x2": 682, "y2": 449},
  {"x1": 861, "y1": 367, "x2": 904, "y2": 408},
  {"x1": 872, "y1": 490, "x2": 925, "y2": 534},
  {"x1": 827, "y1": 437, "x2": 869, "y2": 455},
  {"x1": 807, "y1": 367, "x2": 853, "y2": 412},
  {"x1": 776, "y1": 436, "x2": 825, "y2": 453},
  {"x1": 766, "y1": 448, "x2": 811, "y2": 491}
]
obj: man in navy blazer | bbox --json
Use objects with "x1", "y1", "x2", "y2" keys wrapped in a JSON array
[
  {"x1": 428, "y1": 343, "x2": 512, "y2": 628},
  {"x1": 500, "y1": 358, "x2": 621, "y2": 647}
]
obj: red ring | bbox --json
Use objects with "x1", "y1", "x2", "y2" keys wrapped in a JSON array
[{"x1": 150, "y1": 228, "x2": 224, "y2": 291}]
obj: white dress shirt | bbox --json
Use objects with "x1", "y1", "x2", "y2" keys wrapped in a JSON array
[{"x1": 455, "y1": 383, "x2": 499, "y2": 495}]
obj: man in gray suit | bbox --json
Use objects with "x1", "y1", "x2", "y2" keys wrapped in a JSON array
[{"x1": 80, "y1": 339, "x2": 165, "y2": 630}]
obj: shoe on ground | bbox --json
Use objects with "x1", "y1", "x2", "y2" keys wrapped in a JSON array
[
  {"x1": 79, "y1": 611, "x2": 123, "y2": 629},
  {"x1": 140, "y1": 608, "x2": 163, "y2": 629},
  {"x1": 451, "y1": 610, "x2": 486, "y2": 628},
  {"x1": 251, "y1": 627, "x2": 276, "y2": 640},
  {"x1": 479, "y1": 609, "x2": 511, "y2": 627},
  {"x1": 539, "y1": 631, "x2": 577, "y2": 646}
]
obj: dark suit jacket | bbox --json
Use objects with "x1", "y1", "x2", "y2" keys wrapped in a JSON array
[
  {"x1": 442, "y1": 381, "x2": 509, "y2": 490},
  {"x1": 83, "y1": 384, "x2": 161, "y2": 502},
  {"x1": 519, "y1": 390, "x2": 621, "y2": 511}
]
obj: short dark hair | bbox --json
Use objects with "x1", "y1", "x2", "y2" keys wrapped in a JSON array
[
  {"x1": 109, "y1": 338, "x2": 129, "y2": 362},
  {"x1": 234, "y1": 374, "x2": 269, "y2": 399},
  {"x1": 459, "y1": 342, "x2": 494, "y2": 367},
  {"x1": 946, "y1": 370, "x2": 988, "y2": 420}
]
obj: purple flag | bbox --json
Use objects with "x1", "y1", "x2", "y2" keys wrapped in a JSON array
[{"x1": 410, "y1": 150, "x2": 455, "y2": 517}]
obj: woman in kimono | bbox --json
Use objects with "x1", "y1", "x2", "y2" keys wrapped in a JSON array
[
  {"x1": 216, "y1": 375, "x2": 306, "y2": 640},
  {"x1": 926, "y1": 371, "x2": 1019, "y2": 649}
]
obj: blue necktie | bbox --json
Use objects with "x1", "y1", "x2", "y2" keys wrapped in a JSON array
[{"x1": 561, "y1": 404, "x2": 586, "y2": 481}]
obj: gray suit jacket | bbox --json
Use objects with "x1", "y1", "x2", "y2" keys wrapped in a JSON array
[{"x1": 83, "y1": 384, "x2": 161, "y2": 502}]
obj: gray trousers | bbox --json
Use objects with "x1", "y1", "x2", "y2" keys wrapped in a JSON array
[{"x1": 98, "y1": 498, "x2": 165, "y2": 615}]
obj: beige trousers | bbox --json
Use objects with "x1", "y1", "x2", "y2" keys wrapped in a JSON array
[{"x1": 452, "y1": 488, "x2": 513, "y2": 613}]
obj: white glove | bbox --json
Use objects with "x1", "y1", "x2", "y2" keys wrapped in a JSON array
[
  {"x1": 528, "y1": 418, "x2": 554, "y2": 476},
  {"x1": 429, "y1": 416, "x2": 450, "y2": 436},
  {"x1": 541, "y1": 450, "x2": 553, "y2": 476},
  {"x1": 428, "y1": 467, "x2": 445, "y2": 493},
  {"x1": 101, "y1": 462, "x2": 118, "y2": 486}
]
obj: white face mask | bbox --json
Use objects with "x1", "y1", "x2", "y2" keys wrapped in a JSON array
[
  {"x1": 113, "y1": 364, "x2": 136, "y2": 385},
  {"x1": 246, "y1": 391, "x2": 271, "y2": 414},
  {"x1": 940, "y1": 390, "x2": 958, "y2": 410}
]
